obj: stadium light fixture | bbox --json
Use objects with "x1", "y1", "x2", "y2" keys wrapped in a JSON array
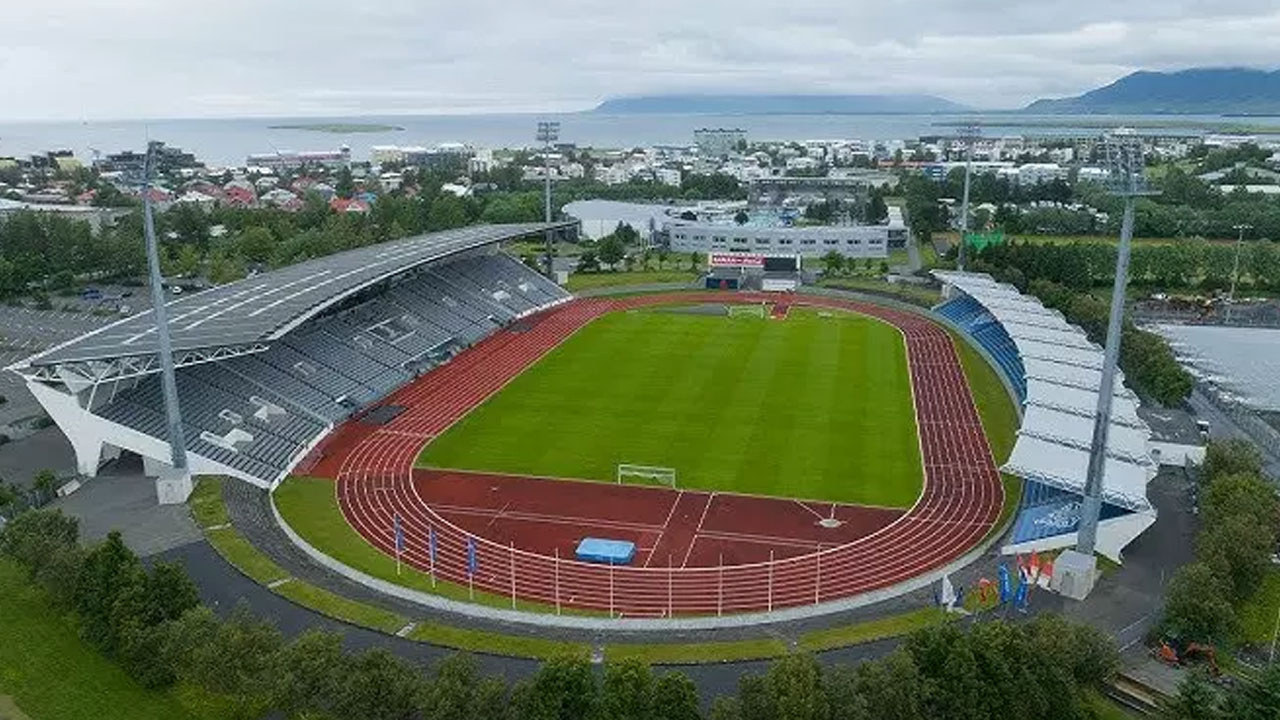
[
  {"x1": 141, "y1": 141, "x2": 190, "y2": 486},
  {"x1": 1074, "y1": 130, "x2": 1160, "y2": 562},
  {"x1": 536, "y1": 121, "x2": 561, "y2": 279}
]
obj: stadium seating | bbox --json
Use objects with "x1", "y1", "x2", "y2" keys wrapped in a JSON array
[
  {"x1": 91, "y1": 252, "x2": 569, "y2": 486},
  {"x1": 1009, "y1": 479, "x2": 1131, "y2": 544},
  {"x1": 936, "y1": 295, "x2": 1027, "y2": 404}
]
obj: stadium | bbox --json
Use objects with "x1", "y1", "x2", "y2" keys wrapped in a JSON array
[{"x1": 8, "y1": 223, "x2": 1159, "y2": 626}]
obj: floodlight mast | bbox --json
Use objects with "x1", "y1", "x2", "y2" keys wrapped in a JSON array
[
  {"x1": 956, "y1": 123, "x2": 980, "y2": 272},
  {"x1": 536, "y1": 121, "x2": 560, "y2": 279},
  {"x1": 142, "y1": 141, "x2": 189, "y2": 474},
  {"x1": 1228, "y1": 223, "x2": 1252, "y2": 324},
  {"x1": 1075, "y1": 131, "x2": 1158, "y2": 556}
]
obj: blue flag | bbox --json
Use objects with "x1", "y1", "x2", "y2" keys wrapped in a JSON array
[
  {"x1": 998, "y1": 563, "x2": 1011, "y2": 604},
  {"x1": 466, "y1": 537, "x2": 478, "y2": 577},
  {"x1": 1014, "y1": 577, "x2": 1030, "y2": 611},
  {"x1": 428, "y1": 527, "x2": 437, "y2": 565},
  {"x1": 393, "y1": 515, "x2": 404, "y2": 554}
]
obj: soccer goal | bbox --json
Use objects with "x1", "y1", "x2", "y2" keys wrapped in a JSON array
[
  {"x1": 727, "y1": 302, "x2": 766, "y2": 318},
  {"x1": 617, "y1": 463, "x2": 677, "y2": 488}
]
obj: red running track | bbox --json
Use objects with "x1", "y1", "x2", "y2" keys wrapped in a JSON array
[{"x1": 317, "y1": 293, "x2": 1003, "y2": 616}]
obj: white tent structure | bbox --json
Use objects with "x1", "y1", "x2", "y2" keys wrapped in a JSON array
[{"x1": 933, "y1": 271, "x2": 1158, "y2": 562}]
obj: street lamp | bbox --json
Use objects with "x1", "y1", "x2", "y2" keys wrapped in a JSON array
[
  {"x1": 1228, "y1": 223, "x2": 1252, "y2": 324},
  {"x1": 535, "y1": 121, "x2": 560, "y2": 279}
]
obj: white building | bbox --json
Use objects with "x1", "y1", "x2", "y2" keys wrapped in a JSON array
[
  {"x1": 667, "y1": 223, "x2": 890, "y2": 259},
  {"x1": 694, "y1": 128, "x2": 746, "y2": 157},
  {"x1": 655, "y1": 168, "x2": 682, "y2": 187}
]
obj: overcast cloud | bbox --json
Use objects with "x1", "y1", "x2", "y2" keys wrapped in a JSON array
[{"x1": 1, "y1": 0, "x2": 1277, "y2": 120}]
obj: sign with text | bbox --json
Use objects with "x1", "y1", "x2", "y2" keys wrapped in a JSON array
[{"x1": 709, "y1": 253, "x2": 765, "y2": 268}]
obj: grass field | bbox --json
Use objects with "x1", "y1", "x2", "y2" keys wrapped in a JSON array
[{"x1": 418, "y1": 306, "x2": 923, "y2": 507}]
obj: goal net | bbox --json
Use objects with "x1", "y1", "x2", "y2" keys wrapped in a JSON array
[
  {"x1": 727, "y1": 303, "x2": 766, "y2": 318},
  {"x1": 617, "y1": 463, "x2": 677, "y2": 488}
]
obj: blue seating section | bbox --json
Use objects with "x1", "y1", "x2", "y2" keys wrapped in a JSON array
[
  {"x1": 935, "y1": 295, "x2": 1027, "y2": 404},
  {"x1": 1010, "y1": 480, "x2": 1131, "y2": 544}
]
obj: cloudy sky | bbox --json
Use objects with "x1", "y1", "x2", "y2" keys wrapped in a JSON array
[{"x1": 2, "y1": 0, "x2": 1277, "y2": 120}]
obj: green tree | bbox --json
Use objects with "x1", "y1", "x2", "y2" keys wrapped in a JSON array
[
  {"x1": 820, "y1": 251, "x2": 844, "y2": 276},
  {"x1": 235, "y1": 226, "x2": 275, "y2": 264},
  {"x1": 1199, "y1": 515, "x2": 1274, "y2": 598},
  {"x1": 333, "y1": 648, "x2": 424, "y2": 720},
  {"x1": 513, "y1": 654, "x2": 598, "y2": 720},
  {"x1": 75, "y1": 530, "x2": 142, "y2": 653},
  {"x1": 1161, "y1": 562, "x2": 1236, "y2": 643},
  {"x1": 577, "y1": 249, "x2": 599, "y2": 273},
  {"x1": 651, "y1": 671, "x2": 702, "y2": 720},
  {"x1": 688, "y1": 252, "x2": 700, "y2": 272},
  {"x1": 734, "y1": 210, "x2": 750, "y2": 225},
  {"x1": 1225, "y1": 662, "x2": 1280, "y2": 720},
  {"x1": 0, "y1": 483, "x2": 18, "y2": 518},
  {"x1": 0, "y1": 507, "x2": 79, "y2": 579},
  {"x1": 272, "y1": 630, "x2": 347, "y2": 718},
  {"x1": 421, "y1": 653, "x2": 509, "y2": 720},
  {"x1": 1166, "y1": 669, "x2": 1223, "y2": 720},
  {"x1": 599, "y1": 658, "x2": 656, "y2": 720},
  {"x1": 1202, "y1": 438, "x2": 1263, "y2": 483},
  {"x1": 334, "y1": 166, "x2": 356, "y2": 199},
  {"x1": 32, "y1": 469, "x2": 57, "y2": 498},
  {"x1": 598, "y1": 236, "x2": 625, "y2": 269}
]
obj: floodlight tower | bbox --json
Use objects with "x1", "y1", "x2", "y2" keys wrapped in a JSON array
[
  {"x1": 1228, "y1": 223, "x2": 1252, "y2": 324},
  {"x1": 141, "y1": 141, "x2": 191, "y2": 503},
  {"x1": 955, "y1": 123, "x2": 980, "y2": 271},
  {"x1": 1074, "y1": 130, "x2": 1159, "y2": 562},
  {"x1": 536, "y1": 120, "x2": 560, "y2": 279}
]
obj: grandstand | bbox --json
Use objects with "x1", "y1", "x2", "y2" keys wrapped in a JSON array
[
  {"x1": 6, "y1": 223, "x2": 575, "y2": 493},
  {"x1": 933, "y1": 271, "x2": 1158, "y2": 562}
]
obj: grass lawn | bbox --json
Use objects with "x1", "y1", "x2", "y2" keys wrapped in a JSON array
[
  {"x1": 605, "y1": 638, "x2": 788, "y2": 665},
  {"x1": 0, "y1": 559, "x2": 232, "y2": 720},
  {"x1": 797, "y1": 607, "x2": 946, "y2": 652},
  {"x1": 566, "y1": 269, "x2": 700, "y2": 292},
  {"x1": 1237, "y1": 568, "x2": 1280, "y2": 647},
  {"x1": 418, "y1": 307, "x2": 923, "y2": 507}
]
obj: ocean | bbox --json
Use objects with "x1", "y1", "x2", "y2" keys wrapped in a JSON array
[{"x1": 0, "y1": 112, "x2": 1274, "y2": 168}]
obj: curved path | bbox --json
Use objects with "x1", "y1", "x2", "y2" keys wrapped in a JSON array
[{"x1": 320, "y1": 292, "x2": 1003, "y2": 617}]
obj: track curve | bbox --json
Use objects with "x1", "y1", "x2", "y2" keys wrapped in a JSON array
[{"x1": 323, "y1": 292, "x2": 1003, "y2": 617}]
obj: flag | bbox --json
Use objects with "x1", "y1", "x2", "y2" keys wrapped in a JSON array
[
  {"x1": 998, "y1": 563, "x2": 1012, "y2": 604},
  {"x1": 466, "y1": 537, "x2": 478, "y2": 577},
  {"x1": 939, "y1": 574, "x2": 957, "y2": 610},
  {"x1": 1030, "y1": 551, "x2": 1041, "y2": 579},
  {"x1": 428, "y1": 527, "x2": 437, "y2": 565},
  {"x1": 1038, "y1": 558, "x2": 1054, "y2": 589},
  {"x1": 393, "y1": 515, "x2": 404, "y2": 554},
  {"x1": 1014, "y1": 577, "x2": 1030, "y2": 611},
  {"x1": 978, "y1": 577, "x2": 992, "y2": 602}
]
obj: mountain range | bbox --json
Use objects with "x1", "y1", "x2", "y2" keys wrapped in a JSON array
[
  {"x1": 1025, "y1": 68, "x2": 1280, "y2": 114},
  {"x1": 592, "y1": 69, "x2": 1280, "y2": 116}
]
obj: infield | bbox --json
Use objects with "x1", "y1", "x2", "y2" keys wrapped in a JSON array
[{"x1": 417, "y1": 306, "x2": 922, "y2": 507}]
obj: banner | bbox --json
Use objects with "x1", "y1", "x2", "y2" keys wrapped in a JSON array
[
  {"x1": 710, "y1": 252, "x2": 765, "y2": 268},
  {"x1": 998, "y1": 563, "x2": 1011, "y2": 604},
  {"x1": 466, "y1": 537, "x2": 478, "y2": 577},
  {"x1": 393, "y1": 515, "x2": 404, "y2": 554}
]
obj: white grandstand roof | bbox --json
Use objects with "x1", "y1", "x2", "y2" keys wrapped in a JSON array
[
  {"x1": 1022, "y1": 357, "x2": 1136, "y2": 398},
  {"x1": 21, "y1": 222, "x2": 573, "y2": 367},
  {"x1": 934, "y1": 270, "x2": 1156, "y2": 512}
]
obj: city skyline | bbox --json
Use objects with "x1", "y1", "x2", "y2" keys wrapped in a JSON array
[{"x1": 1, "y1": 1, "x2": 1278, "y2": 121}]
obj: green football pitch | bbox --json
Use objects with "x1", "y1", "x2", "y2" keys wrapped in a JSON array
[{"x1": 416, "y1": 306, "x2": 923, "y2": 507}]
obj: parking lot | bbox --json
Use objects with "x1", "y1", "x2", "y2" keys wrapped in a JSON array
[{"x1": 0, "y1": 307, "x2": 113, "y2": 434}]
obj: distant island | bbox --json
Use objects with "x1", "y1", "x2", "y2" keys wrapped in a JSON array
[
  {"x1": 1024, "y1": 68, "x2": 1280, "y2": 115},
  {"x1": 268, "y1": 123, "x2": 404, "y2": 133},
  {"x1": 934, "y1": 117, "x2": 1280, "y2": 134},
  {"x1": 592, "y1": 93, "x2": 969, "y2": 115}
]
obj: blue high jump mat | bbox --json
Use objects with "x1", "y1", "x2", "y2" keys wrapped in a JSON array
[{"x1": 575, "y1": 537, "x2": 636, "y2": 565}]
